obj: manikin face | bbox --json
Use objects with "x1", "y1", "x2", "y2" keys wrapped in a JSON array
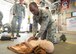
[{"x1": 29, "y1": 4, "x2": 39, "y2": 15}]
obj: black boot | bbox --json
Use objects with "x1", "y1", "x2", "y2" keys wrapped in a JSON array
[
  {"x1": 60, "y1": 33, "x2": 67, "y2": 42},
  {"x1": 16, "y1": 34, "x2": 20, "y2": 37}
]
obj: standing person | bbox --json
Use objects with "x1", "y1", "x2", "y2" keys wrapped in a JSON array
[
  {"x1": 0, "y1": 11, "x2": 3, "y2": 29},
  {"x1": 29, "y1": 2, "x2": 56, "y2": 43},
  {"x1": 11, "y1": 0, "x2": 25, "y2": 37}
]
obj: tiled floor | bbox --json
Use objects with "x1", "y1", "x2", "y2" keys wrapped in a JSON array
[{"x1": 0, "y1": 32, "x2": 76, "y2": 54}]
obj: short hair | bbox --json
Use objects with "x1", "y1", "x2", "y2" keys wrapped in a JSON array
[{"x1": 29, "y1": 2, "x2": 38, "y2": 7}]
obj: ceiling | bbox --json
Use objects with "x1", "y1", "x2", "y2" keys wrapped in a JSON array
[
  {"x1": 3, "y1": 0, "x2": 55, "y2": 4},
  {"x1": 4, "y1": 0, "x2": 15, "y2": 4}
]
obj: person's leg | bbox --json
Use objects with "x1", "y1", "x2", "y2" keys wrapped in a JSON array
[
  {"x1": 16, "y1": 16, "x2": 22, "y2": 37},
  {"x1": 0, "y1": 21, "x2": 2, "y2": 33},
  {"x1": 11, "y1": 16, "x2": 17, "y2": 37},
  {"x1": 41, "y1": 30, "x2": 47, "y2": 40},
  {"x1": 46, "y1": 27, "x2": 55, "y2": 43},
  {"x1": 0, "y1": 21, "x2": 2, "y2": 28}
]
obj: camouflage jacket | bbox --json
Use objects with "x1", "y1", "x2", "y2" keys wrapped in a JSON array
[{"x1": 32, "y1": 9, "x2": 55, "y2": 38}]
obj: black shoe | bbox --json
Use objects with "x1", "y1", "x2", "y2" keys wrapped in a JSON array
[
  {"x1": 16, "y1": 35, "x2": 20, "y2": 37},
  {"x1": 11, "y1": 34, "x2": 14, "y2": 37}
]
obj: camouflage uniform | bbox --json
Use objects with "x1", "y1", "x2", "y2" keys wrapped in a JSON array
[
  {"x1": 32, "y1": 9, "x2": 56, "y2": 43},
  {"x1": 11, "y1": 3, "x2": 25, "y2": 36}
]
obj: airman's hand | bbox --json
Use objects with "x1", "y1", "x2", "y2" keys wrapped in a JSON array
[{"x1": 27, "y1": 36, "x2": 38, "y2": 42}]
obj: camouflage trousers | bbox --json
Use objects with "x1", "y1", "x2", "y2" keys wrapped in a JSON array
[{"x1": 41, "y1": 26, "x2": 55, "y2": 43}]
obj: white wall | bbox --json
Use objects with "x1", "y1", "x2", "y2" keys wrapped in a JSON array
[
  {"x1": 0, "y1": 0, "x2": 41, "y2": 31},
  {"x1": 0, "y1": 0, "x2": 13, "y2": 24}
]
